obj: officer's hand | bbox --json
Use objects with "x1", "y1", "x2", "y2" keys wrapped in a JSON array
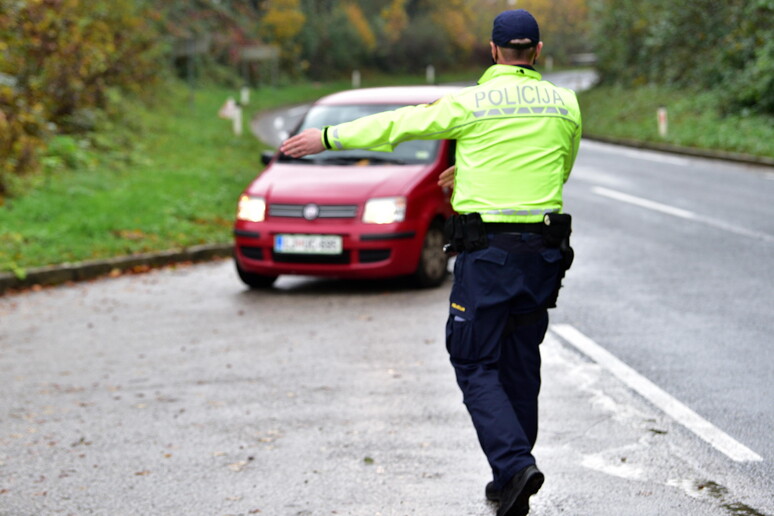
[
  {"x1": 438, "y1": 165, "x2": 455, "y2": 189},
  {"x1": 280, "y1": 128, "x2": 324, "y2": 158}
]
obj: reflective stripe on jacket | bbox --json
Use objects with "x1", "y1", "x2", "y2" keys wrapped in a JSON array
[{"x1": 322, "y1": 64, "x2": 582, "y2": 223}]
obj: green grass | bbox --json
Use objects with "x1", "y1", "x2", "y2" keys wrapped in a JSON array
[
  {"x1": 0, "y1": 71, "x2": 475, "y2": 275},
  {"x1": 0, "y1": 81, "x2": 354, "y2": 275},
  {"x1": 0, "y1": 87, "x2": 252, "y2": 274},
  {"x1": 578, "y1": 84, "x2": 774, "y2": 159}
]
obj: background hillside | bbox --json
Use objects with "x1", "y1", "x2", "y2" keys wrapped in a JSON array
[{"x1": 1, "y1": 0, "x2": 772, "y2": 277}]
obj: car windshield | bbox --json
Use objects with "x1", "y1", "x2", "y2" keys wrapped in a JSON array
[{"x1": 278, "y1": 104, "x2": 440, "y2": 165}]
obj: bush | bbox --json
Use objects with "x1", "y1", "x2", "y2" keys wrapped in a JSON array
[
  {"x1": 0, "y1": 83, "x2": 47, "y2": 197},
  {"x1": 589, "y1": 0, "x2": 774, "y2": 115},
  {"x1": 0, "y1": 0, "x2": 161, "y2": 196}
]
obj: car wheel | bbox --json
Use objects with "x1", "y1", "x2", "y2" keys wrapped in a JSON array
[
  {"x1": 412, "y1": 220, "x2": 448, "y2": 288},
  {"x1": 235, "y1": 259, "x2": 277, "y2": 289}
]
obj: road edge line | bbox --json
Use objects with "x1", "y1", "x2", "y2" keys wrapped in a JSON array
[{"x1": 550, "y1": 323, "x2": 763, "y2": 463}]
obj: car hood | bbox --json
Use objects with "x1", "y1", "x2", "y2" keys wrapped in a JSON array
[{"x1": 248, "y1": 162, "x2": 429, "y2": 202}]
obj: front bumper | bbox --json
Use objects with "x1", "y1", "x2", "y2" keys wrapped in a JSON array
[{"x1": 233, "y1": 220, "x2": 424, "y2": 279}]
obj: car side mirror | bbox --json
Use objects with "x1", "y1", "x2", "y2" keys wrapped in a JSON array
[{"x1": 261, "y1": 150, "x2": 276, "y2": 165}]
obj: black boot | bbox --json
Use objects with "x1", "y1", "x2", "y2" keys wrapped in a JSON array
[
  {"x1": 496, "y1": 465, "x2": 544, "y2": 516},
  {"x1": 485, "y1": 481, "x2": 502, "y2": 502}
]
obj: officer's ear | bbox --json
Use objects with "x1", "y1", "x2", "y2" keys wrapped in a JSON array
[
  {"x1": 533, "y1": 42, "x2": 544, "y2": 65},
  {"x1": 490, "y1": 41, "x2": 498, "y2": 64}
]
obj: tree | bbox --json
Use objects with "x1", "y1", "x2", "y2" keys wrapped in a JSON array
[
  {"x1": 589, "y1": 0, "x2": 774, "y2": 114},
  {"x1": 342, "y1": 2, "x2": 376, "y2": 51},
  {"x1": 0, "y1": 0, "x2": 161, "y2": 196},
  {"x1": 380, "y1": 0, "x2": 409, "y2": 44}
]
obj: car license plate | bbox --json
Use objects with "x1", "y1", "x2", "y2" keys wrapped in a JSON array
[{"x1": 274, "y1": 234, "x2": 342, "y2": 255}]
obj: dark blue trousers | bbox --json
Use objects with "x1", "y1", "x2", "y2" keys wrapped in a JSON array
[{"x1": 445, "y1": 233, "x2": 563, "y2": 490}]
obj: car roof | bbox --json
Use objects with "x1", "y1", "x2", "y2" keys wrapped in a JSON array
[{"x1": 314, "y1": 85, "x2": 464, "y2": 106}]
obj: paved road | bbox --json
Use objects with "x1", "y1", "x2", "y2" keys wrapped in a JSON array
[
  {"x1": 557, "y1": 140, "x2": 774, "y2": 513},
  {"x1": 2, "y1": 138, "x2": 772, "y2": 515},
  {"x1": 562, "y1": 140, "x2": 774, "y2": 464}
]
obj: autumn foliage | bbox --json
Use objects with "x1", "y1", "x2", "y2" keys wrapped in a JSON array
[
  {"x1": 590, "y1": 0, "x2": 774, "y2": 114},
  {"x1": 0, "y1": 0, "x2": 160, "y2": 196}
]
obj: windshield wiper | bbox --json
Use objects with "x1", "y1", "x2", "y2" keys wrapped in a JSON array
[
  {"x1": 318, "y1": 156, "x2": 407, "y2": 165},
  {"x1": 277, "y1": 154, "x2": 316, "y2": 163}
]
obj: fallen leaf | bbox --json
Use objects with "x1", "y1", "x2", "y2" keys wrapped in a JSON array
[
  {"x1": 228, "y1": 461, "x2": 248, "y2": 472},
  {"x1": 113, "y1": 229, "x2": 147, "y2": 241}
]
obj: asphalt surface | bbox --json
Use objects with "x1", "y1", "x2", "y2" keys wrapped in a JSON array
[
  {"x1": 1, "y1": 262, "x2": 768, "y2": 515},
  {"x1": 555, "y1": 140, "x2": 774, "y2": 515},
  {"x1": 562, "y1": 141, "x2": 774, "y2": 464}
]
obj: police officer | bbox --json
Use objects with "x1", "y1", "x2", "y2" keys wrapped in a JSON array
[{"x1": 281, "y1": 9, "x2": 581, "y2": 516}]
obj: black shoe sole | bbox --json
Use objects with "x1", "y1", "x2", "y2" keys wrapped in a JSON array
[
  {"x1": 497, "y1": 470, "x2": 544, "y2": 516},
  {"x1": 485, "y1": 482, "x2": 502, "y2": 502}
]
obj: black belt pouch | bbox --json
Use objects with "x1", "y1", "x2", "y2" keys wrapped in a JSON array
[
  {"x1": 444, "y1": 213, "x2": 489, "y2": 253},
  {"x1": 543, "y1": 213, "x2": 574, "y2": 270}
]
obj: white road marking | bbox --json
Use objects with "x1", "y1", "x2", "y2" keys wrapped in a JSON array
[
  {"x1": 550, "y1": 324, "x2": 763, "y2": 463},
  {"x1": 581, "y1": 140, "x2": 690, "y2": 166},
  {"x1": 592, "y1": 186, "x2": 774, "y2": 243},
  {"x1": 593, "y1": 186, "x2": 696, "y2": 219}
]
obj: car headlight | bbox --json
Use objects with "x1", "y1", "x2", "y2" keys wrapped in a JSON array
[
  {"x1": 237, "y1": 195, "x2": 266, "y2": 222},
  {"x1": 362, "y1": 197, "x2": 406, "y2": 224}
]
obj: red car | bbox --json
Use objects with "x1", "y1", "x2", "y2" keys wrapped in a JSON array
[{"x1": 233, "y1": 85, "x2": 461, "y2": 288}]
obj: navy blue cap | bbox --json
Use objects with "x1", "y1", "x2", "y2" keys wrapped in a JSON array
[{"x1": 491, "y1": 9, "x2": 540, "y2": 48}]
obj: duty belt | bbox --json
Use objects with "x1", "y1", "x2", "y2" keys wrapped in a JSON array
[{"x1": 483, "y1": 222, "x2": 545, "y2": 234}]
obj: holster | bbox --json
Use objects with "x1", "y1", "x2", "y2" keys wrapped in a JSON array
[
  {"x1": 543, "y1": 212, "x2": 574, "y2": 271},
  {"x1": 443, "y1": 213, "x2": 489, "y2": 254},
  {"x1": 542, "y1": 212, "x2": 574, "y2": 308}
]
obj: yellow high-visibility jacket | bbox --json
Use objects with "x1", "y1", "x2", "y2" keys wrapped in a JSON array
[{"x1": 322, "y1": 64, "x2": 582, "y2": 223}]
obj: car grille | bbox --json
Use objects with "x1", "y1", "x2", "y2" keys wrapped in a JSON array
[
  {"x1": 272, "y1": 250, "x2": 351, "y2": 264},
  {"x1": 244, "y1": 248, "x2": 390, "y2": 265},
  {"x1": 269, "y1": 204, "x2": 358, "y2": 219}
]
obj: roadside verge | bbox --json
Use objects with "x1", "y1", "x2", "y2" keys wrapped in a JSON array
[
  {"x1": 584, "y1": 134, "x2": 774, "y2": 168},
  {"x1": 0, "y1": 243, "x2": 233, "y2": 295}
]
